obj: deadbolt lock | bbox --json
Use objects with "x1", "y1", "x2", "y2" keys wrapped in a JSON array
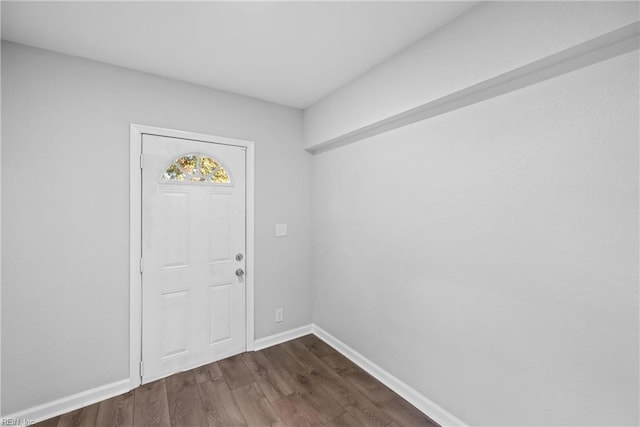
[{"x1": 235, "y1": 253, "x2": 244, "y2": 262}]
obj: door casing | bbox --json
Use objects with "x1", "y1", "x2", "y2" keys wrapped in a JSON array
[{"x1": 129, "y1": 123, "x2": 255, "y2": 389}]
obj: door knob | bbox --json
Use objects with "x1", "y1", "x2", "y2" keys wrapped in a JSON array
[{"x1": 235, "y1": 268, "x2": 245, "y2": 277}]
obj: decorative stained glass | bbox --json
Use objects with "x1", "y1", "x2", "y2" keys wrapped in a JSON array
[
  {"x1": 162, "y1": 154, "x2": 231, "y2": 184},
  {"x1": 200, "y1": 156, "x2": 219, "y2": 176},
  {"x1": 212, "y1": 168, "x2": 230, "y2": 183},
  {"x1": 163, "y1": 164, "x2": 185, "y2": 181},
  {"x1": 177, "y1": 155, "x2": 198, "y2": 174}
]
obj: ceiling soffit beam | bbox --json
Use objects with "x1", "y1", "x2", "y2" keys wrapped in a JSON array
[{"x1": 307, "y1": 22, "x2": 640, "y2": 155}]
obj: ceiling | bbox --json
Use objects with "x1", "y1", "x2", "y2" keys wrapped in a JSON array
[{"x1": 1, "y1": 1, "x2": 476, "y2": 108}]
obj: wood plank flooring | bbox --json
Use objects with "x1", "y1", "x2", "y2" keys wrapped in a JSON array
[{"x1": 34, "y1": 335, "x2": 438, "y2": 427}]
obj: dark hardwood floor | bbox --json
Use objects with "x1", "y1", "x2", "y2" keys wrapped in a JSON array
[{"x1": 35, "y1": 335, "x2": 438, "y2": 427}]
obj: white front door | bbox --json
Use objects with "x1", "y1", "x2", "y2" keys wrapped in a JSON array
[{"x1": 141, "y1": 133, "x2": 246, "y2": 383}]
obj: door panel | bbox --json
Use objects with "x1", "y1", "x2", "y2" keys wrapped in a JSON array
[
  {"x1": 141, "y1": 134, "x2": 246, "y2": 383},
  {"x1": 162, "y1": 192, "x2": 190, "y2": 268},
  {"x1": 208, "y1": 193, "x2": 232, "y2": 262},
  {"x1": 209, "y1": 283, "x2": 232, "y2": 344},
  {"x1": 161, "y1": 289, "x2": 189, "y2": 358}
]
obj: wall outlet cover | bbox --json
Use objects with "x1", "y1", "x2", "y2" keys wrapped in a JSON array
[{"x1": 275, "y1": 223, "x2": 288, "y2": 237}]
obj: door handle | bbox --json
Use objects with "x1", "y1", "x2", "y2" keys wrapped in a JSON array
[{"x1": 235, "y1": 268, "x2": 245, "y2": 277}]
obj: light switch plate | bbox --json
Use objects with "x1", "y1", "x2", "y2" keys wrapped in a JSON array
[{"x1": 275, "y1": 223, "x2": 288, "y2": 237}]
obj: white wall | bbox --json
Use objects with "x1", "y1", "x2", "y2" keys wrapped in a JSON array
[
  {"x1": 311, "y1": 49, "x2": 639, "y2": 426},
  {"x1": 303, "y1": 1, "x2": 639, "y2": 150},
  {"x1": 1, "y1": 41, "x2": 312, "y2": 414}
]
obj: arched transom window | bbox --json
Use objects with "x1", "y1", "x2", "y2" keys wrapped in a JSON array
[{"x1": 162, "y1": 153, "x2": 231, "y2": 184}]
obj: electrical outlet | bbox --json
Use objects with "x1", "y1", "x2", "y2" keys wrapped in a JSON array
[
  {"x1": 275, "y1": 308, "x2": 284, "y2": 323},
  {"x1": 275, "y1": 223, "x2": 288, "y2": 237}
]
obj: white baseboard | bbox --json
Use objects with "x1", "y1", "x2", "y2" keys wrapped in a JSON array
[
  {"x1": 253, "y1": 323, "x2": 313, "y2": 351},
  {"x1": 312, "y1": 324, "x2": 467, "y2": 427},
  {"x1": 6, "y1": 324, "x2": 462, "y2": 426},
  {"x1": 3, "y1": 378, "x2": 130, "y2": 425}
]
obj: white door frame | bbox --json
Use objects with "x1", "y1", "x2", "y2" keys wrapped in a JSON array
[{"x1": 129, "y1": 123, "x2": 255, "y2": 389}]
